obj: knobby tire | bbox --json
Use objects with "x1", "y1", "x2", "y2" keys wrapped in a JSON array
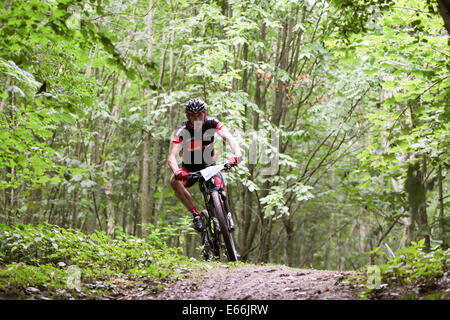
[
  {"x1": 211, "y1": 190, "x2": 238, "y2": 262},
  {"x1": 200, "y1": 211, "x2": 217, "y2": 261}
]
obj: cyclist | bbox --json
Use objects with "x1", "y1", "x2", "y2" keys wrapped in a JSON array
[{"x1": 168, "y1": 98, "x2": 242, "y2": 232}]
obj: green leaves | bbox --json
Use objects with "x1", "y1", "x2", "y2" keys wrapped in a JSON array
[
  {"x1": 0, "y1": 223, "x2": 191, "y2": 298},
  {"x1": 291, "y1": 183, "x2": 314, "y2": 202},
  {"x1": 0, "y1": 0, "x2": 113, "y2": 193},
  {"x1": 0, "y1": 60, "x2": 40, "y2": 90},
  {"x1": 260, "y1": 186, "x2": 290, "y2": 219},
  {"x1": 357, "y1": 0, "x2": 450, "y2": 174},
  {"x1": 357, "y1": 241, "x2": 449, "y2": 299},
  {"x1": 0, "y1": 111, "x2": 60, "y2": 190},
  {"x1": 260, "y1": 182, "x2": 314, "y2": 219}
]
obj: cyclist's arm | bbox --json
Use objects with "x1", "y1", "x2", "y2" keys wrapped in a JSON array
[
  {"x1": 217, "y1": 125, "x2": 242, "y2": 158},
  {"x1": 168, "y1": 139, "x2": 183, "y2": 174}
]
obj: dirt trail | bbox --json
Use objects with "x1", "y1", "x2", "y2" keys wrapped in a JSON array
[{"x1": 129, "y1": 264, "x2": 359, "y2": 300}]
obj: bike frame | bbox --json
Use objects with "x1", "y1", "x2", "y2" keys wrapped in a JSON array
[
  {"x1": 199, "y1": 177, "x2": 222, "y2": 260},
  {"x1": 188, "y1": 163, "x2": 238, "y2": 261}
]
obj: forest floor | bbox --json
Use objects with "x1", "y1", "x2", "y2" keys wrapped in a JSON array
[
  {"x1": 2, "y1": 262, "x2": 449, "y2": 300},
  {"x1": 0, "y1": 263, "x2": 361, "y2": 300},
  {"x1": 115, "y1": 264, "x2": 361, "y2": 300},
  {"x1": 113, "y1": 263, "x2": 450, "y2": 301}
]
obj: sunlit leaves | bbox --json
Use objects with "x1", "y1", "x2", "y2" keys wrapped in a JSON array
[
  {"x1": 353, "y1": 0, "x2": 450, "y2": 172},
  {"x1": 0, "y1": 60, "x2": 40, "y2": 91}
]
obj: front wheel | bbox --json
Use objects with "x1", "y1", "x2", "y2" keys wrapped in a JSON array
[
  {"x1": 200, "y1": 210, "x2": 217, "y2": 261},
  {"x1": 211, "y1": 191, "x2": 239, "y2": 262}
]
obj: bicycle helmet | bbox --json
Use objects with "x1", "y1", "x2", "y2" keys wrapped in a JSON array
[{"x1": 185, "y1": 98, "x2": 207, "y2": 113}]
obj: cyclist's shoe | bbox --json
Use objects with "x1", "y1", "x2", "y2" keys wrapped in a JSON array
[{"x1": 193, "y1": 215, "x2": 205, "y2": 232}]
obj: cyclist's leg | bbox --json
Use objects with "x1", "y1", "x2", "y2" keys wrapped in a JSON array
[
  {"x1": 170, "y1": 168, "x2": 197, "y2": 210},
  {"x1": 170, "y1": 167, "x2": 205, "y2": 231}
]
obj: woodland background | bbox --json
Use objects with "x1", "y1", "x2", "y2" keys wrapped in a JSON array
[{"x1": 0, "y1": 0, "x2": 448, "y2": 272}]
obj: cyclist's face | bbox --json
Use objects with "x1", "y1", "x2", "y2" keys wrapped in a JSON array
[{"x1": 186, "y1": 111, "x2": 205, "y2": 125}]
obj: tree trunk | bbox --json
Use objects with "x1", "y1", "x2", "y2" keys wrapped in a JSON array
[
  {"x1": 283, "y1": 215, "x2": 295, "y2": 267},
  {"x1": 437, "y1": 0, "x2": 450, "y2": 35},
  {"x1": 416, "y1": 158, "x2": 431, "y2": 249},
  {"x1": 140, "y1": 132, "x2": 150, "y2": 235},
  {"x1": 0, "y1": 76, "x2": 11, "y2": 113},
  {"x1": 324, "y1": 212, "x2": 334, "y2": 269},
  {"x1": 258, "y1": 217, "x2": 273, "y2": 263},
  {"x1": 405, "y1": 160, "x2": 431, "y2": 249},
  {"x1": 71, "y1": 190, "x2": 79, "y2": 229},
  {"x1": 437, "y1": 165, "x2": 446, "y2": 245},
  {"x1": 148, "y1": 138, "x2": 159, "y2": 223},
  {"x1": 140, "y1": 0, "x2": 155, "y2": 236},
  {"x1": 104, "y1": 172, "x2": 115, "y2": 237},
  {"x1": 155, "y1": 167, "x2": 170, "y2": 227}
]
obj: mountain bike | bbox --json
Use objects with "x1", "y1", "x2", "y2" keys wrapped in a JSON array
[{"x1": 187, "y1": 162, "x2": 239, "y2": 262}]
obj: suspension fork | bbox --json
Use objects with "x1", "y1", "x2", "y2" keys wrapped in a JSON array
[
  {"x1": 219, "y1": 189, "x2": 235, "y2": 231},
  {"x1": 199, "y1": 182, "x2": 219, "y2": 256},
  {"x1": 199, "y1": 182, "x2": 209, "y2": 210},
  {"x1": 219, "y1": 189, "x2": 232, "y2": 215},
  {"x1": 199, "y1": 182, "x2": 220, "y2": 232}
]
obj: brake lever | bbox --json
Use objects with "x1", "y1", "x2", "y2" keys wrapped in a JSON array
[
  {"x1": 187, "y1": 172, "x2": 199, "y2": 179},
  {"x1": 223, "y1": 163, "x2": 232, "y2": 171}
]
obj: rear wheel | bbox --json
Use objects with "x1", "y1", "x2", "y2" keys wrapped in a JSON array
[{"x1": 211, "y1": 191, "x2": 239, "y2": 262}]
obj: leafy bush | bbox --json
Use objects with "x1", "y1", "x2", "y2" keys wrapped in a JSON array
[
  {"x1": 0, "y1": 263, "x2": 67, "y2": 292},
  {"x1": 0, "y1": 223, "x2": 191, "y2": 298},
  {"x1": 379, "y1": 240, "x2": 448, "y2": 284},
  {"x1": 356, "y1": 239, "x2": 449, "y2": 299}
]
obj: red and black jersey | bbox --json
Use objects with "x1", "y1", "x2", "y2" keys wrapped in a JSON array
[{"x1": 172, "y1": 116, "x2": 224, "y2": 172}]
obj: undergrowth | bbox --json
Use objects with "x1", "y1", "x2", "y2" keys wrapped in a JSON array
[
  {"x1": 349, "y1": 239, "x2": 449, "y2": 300},
  {"x1": 0, "y1": 223, "x2": 192, "y2": 299}
]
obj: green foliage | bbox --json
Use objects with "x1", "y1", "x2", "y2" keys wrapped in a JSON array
[
  {"x1": 356, "y1": 240, "x2": 449, "y2": 299},
  {"x1": 381, "y1": 240, "x2": 447, "y2": 282},
  {"x1": 355, "y1": 0, "x2": 450, "y2": 172},
  {"x1": 332, "y1": 0, "x2": 449, "y2": 255},
  {"x1": 0, "y1": 223, "x2": 190, "y2": 298},
  {"x1": 0, "y1": 0, "x2": 133, "y2": 77},
  {"x1": 329, "y1": 0, "x2": 442, "y2": 39},
  {"x1": 0, "y1": 0, "x2": 133, "y2": 193},
  {"x1": 0, "y1": 263, "x2": 68, "y2": 293},
  {"x1": 0, "y1": 0, "x2": 448, "y2": 273}
]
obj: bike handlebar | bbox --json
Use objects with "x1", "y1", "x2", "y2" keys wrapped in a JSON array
[{"x1": 187, "y1": 162, "x2": 233, "y2": 180}]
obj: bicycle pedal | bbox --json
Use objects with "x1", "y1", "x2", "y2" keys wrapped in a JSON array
[{"x1": 213, "y1": 217, "x2": 221, "y2": 232}]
